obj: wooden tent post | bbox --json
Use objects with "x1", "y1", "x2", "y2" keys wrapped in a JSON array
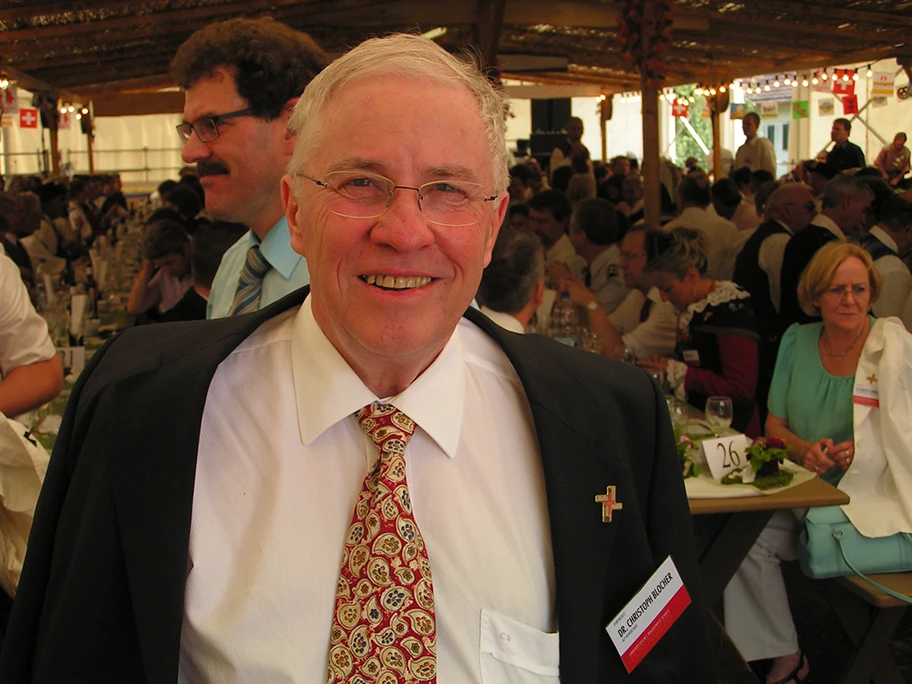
[
  {"x1": 49, "y1": 128, "x2": 60, "y2": 176},
  {"x1": 642, "y1": 83, "x2": 660, "y2": 229}
]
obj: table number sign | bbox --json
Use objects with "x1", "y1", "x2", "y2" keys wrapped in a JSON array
[{"x1": 700, "y1": 433, "x2": 752, "y2": 481}]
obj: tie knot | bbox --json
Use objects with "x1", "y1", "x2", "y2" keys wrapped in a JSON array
[
  {"x1": 357, "y1": 403, "x2": 416, "y2": 453},
  {"x1": 244, "y1": 245, "x2": 270, "y2": 279}
]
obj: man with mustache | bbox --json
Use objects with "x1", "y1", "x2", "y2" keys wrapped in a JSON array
[{"x1": 171, "y1": 17, "x2": 326, "y2": 318}]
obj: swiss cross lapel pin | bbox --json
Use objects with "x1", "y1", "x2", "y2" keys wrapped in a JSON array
[{"x1": 596, "y1": 485, "x2": 623, "y2": 523}]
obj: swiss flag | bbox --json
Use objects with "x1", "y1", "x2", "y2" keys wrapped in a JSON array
[
  {"x1": 59, "y1": 112, "x2": 71, "y2": 130},
  {"x1": 832, "y1": 76, "x2": 855, "y2": 97},
  {"x1": 19, "y1": 108, "x2": 38, "y2": 128},
  {"x1": 672, "y1": 100, "x2": 689, "y2": 118}
]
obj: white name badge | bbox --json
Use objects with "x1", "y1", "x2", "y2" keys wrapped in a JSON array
[
  {"x1": 699, "y1": 433, "x2": 752, "y2": 481},
  {"x1": 607, "y1": 555, "x2": 692, "y2": 673},
  {"x1": 56, "y1": 346, "x2": 86, "y2": 375},
  {"x1": 852, "y1": 380, "x2": 879, "y2": 407},
  {"x1": 682, "y1": 349, "x2": 700, "y2": 365}
]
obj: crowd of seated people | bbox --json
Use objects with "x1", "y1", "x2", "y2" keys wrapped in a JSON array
[{"x1": 486, "y1": 136, "x2": 912, "y2": 682}]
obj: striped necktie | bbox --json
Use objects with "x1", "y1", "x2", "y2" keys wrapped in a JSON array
[
  {"x1": 228, "y1": 245, "x2": 270, "y2": 316},
  {"x1": 326, "y1": 403, "x2": 437, "y2": 683}
]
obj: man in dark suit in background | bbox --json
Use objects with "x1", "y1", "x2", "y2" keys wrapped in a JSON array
[
  {"x1": 1, "y1": 34, "x2": 713, "y2": 683},
  {"x1": 779, "y1": 174, "x2": 873, "y2": 326}
]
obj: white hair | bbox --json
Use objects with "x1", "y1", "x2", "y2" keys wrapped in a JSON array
[{"x1": 286, "y1": 33, "x2": 509, "y2": 191}]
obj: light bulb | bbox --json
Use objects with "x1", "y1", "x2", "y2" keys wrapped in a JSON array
[
  {"x1": 866, "y1": 65, "x2": 873, "y2": 77},
  {"x1": 822, "y1": 70, "x2": 828, "y2": 80},
  {"x1": 802, "y1": 78, "x2": 809, "y2": 87},
  {"x1": 720, "y1": 85, "x2": 726, "y2": 93},
  {"x1": 852, "y1": 70, "x2": 858, "y2": 81}
]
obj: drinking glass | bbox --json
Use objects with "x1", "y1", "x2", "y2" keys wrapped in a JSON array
[
  {"x1": 705, "y1": 396, "x2": 734, "y2": 436},
  {"x1": 666, "y1": 395, "x2": 688, "y2": 430}
]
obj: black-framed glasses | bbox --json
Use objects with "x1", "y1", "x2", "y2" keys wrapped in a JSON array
[
  {"x1": 176, "y1": 108, "x2": 253, "y2": 143},
  {"x1": 296, "y1": 170, "x2": 500, "y2": 227}
]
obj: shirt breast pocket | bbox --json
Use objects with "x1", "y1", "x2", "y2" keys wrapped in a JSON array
[{"x1": 480, "y1": 609, "x2": 560, "y2": 683}]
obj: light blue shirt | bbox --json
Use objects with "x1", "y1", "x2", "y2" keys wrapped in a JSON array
[{"x1": 206, "y1": 216, "x2": 310, "y2": 319}]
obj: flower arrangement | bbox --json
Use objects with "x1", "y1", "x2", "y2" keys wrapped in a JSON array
[
  {"x1": 674, "y1": 426, "x2": 701, "y2": 478},
  {"x1": 615, "y1": 0, "x2": 675, "y2": 90},
  {"x1": 722, "y1": 436, "x2": 794, "y2": 490}
]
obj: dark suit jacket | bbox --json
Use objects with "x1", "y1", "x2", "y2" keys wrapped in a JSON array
[
  {"x1": 779, "y1": 223, "x2": 837, "y2": 327},
  {"x1": 0, "y1": 289, "x2": 714, "y2": 683}
]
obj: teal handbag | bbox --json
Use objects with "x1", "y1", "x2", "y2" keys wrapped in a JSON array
[{"x1": 799, "y1": 505, "x2": 912, "y2": 605}]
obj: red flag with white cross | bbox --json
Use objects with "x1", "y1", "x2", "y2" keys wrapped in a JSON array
[{"x1": 19, "y1": 108, "x2": 38, "y2": 128}]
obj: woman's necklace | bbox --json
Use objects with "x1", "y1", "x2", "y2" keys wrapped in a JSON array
[{"x1": 820, "y1": 327, "x2": 864, "y2": 357}]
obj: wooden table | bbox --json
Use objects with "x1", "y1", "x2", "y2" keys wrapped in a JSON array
[{"x1": 688, "y1": 476, "x2": 850, "y2": 682}]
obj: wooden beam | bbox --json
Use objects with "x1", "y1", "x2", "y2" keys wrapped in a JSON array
[
  {"x1": 30, "y1": 58, "x2": 174, "y2": 90},
  {"x1": 475, "y1": 0, "x2": 506, "y2": 68},
  {"x1": 706, "y1": 14, "x2": 904, "y2": 44},
  {"x1": 723, "y1": 0, "x2": 912, "y2": 29},
  {"x1": 91, "y1": 91, "x2": 184, "y2": 117},
  {"x1": 0, "y1": 0, "x2": 126, "y2": 23},
  {"x1": 78, "y1": 74, "x2": 176, "y2": 94},
  {"x1": 12, "y1": 44, "x2": 177, "y2": 73}
]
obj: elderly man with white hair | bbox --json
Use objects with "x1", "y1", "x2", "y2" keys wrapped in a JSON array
[{"x1": 0, "y1": 34, "x2": 712, "y2": 683}]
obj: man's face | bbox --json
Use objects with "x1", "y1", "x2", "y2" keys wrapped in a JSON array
[
  {"x1": 778, "y1": 189, "x2": 817, "y2": 232},
  {"x1": 831, "y1": 122, "x2": 849, "y2": 144},
  {"x1": 181, "y1": 68, "x2": 292, "y2": 230},
  {"x1": 839, "y1": 193, "x2": 872, "y2": 236},
  {"x1": 622, "y1": 180, "x2": 641, "y2": 207},
  {"x1": 742, "y1": 116, "x2": 758, "y2": 139},
  {"x1": 283, "y1": 76, "x2": 507, "y2": 374},
  {"x1": 528, "y1": 208, "x2": 565, "y2": 247},
  {"x1": 619, "y1": 230, "x2": 647, "y2": 289},
  {"x1": 612, "y1": 158, "x2": 630, "y2": 177},
  {"x1": 567, "y1": 118, "x2": 583, "y2": 142},
  {"x1": 895, "y1": 134, "x2": 907, "y2": 151}
]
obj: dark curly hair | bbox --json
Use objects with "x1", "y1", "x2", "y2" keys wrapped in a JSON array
[{"x1": 171, "y1": 17, "x2": 326, "y2": 121}]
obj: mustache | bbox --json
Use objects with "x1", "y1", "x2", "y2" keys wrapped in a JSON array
[{"x1": 197, "y1": 160, "x2": 229, "y2": 178}]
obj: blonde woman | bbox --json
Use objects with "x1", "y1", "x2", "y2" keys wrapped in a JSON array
[{"x1": 638, "y1": 227, "x2": 761, "y2": 435}]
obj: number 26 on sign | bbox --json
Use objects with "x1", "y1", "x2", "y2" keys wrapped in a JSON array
[{"x1": 700, "y1": 434, "x2": 751, "y2": 481}]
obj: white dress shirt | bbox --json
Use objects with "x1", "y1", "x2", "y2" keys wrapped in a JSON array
[
  {"x1": 608, "y1": 287, "x2": 677, "y2": 359},
  {"x1": 0, "y1": 253, "x2": 56, "y2": 378},
  {"x1": 757, "y1": 219, "x2": 793, "y2": 313},
  {"x1": 588, "y1": 245, "x2": 629, "y2": 315},
  {"x1": 663, "y1": 207, "x2": 739, "y2": 280},
  {"x1": 868, "y1": 226, "x2": 912, "y2": 331},
  {"x1": 480, "y1": 305, "x2": 526, "y2": 334},
  {"x1": 734, "y1": 136, "x2": 777, "y2": 175},
  {"x1": 180, "y1": 297, "x2": 557, "y2": 683},
  {"x1": 545, "y1": 234, "x2": 587, "y2": 282}
]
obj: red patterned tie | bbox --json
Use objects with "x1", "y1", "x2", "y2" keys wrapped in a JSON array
[{"x1": 326, "y1": 403, "x2": 437, "y2": 683}]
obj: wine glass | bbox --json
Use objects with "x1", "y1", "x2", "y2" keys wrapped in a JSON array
[{"x1": 705, "y1": 396, "x2": 733, "y2": 437}]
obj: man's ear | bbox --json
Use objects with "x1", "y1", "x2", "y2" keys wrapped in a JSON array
[{"x1": 281, "y1": 176, "x2": 306, "y2": 258}]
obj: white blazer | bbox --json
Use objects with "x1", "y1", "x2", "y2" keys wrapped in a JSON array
[{"x1": 841, "y1": 316, "x2": 912, "y2": 537}]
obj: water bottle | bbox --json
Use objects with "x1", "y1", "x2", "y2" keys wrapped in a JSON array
[
  {"x1": 549, "y1": 291, "x2": 579, "y2": 347},
  {"x1": 85, "y1": 267, "x2": 99, "y2": 319}
]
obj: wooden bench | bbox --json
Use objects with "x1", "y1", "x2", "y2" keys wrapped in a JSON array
[{"x1": 826, "y1": 573, "x2": 912, "y2": 684}]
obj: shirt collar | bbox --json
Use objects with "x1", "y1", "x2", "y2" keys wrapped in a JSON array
[
  {"x1": 256, "y1": 216, "x2": 301, "y2": 279},
  {"x1": 811, "y1": 213, "x2": 846, "y2": 240},
  {"x1": 870, "y1": 225, "x2": 898, "y2": 253},
  {"x1": 480, "y1": 306, "x2": 526, "y2": 334},
  {"x1": 291, "y1": 296, "x2": 466, "y2": 458},
  {"x1": 772, "y1": 218, "x2": 794, "y2": 235}
]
